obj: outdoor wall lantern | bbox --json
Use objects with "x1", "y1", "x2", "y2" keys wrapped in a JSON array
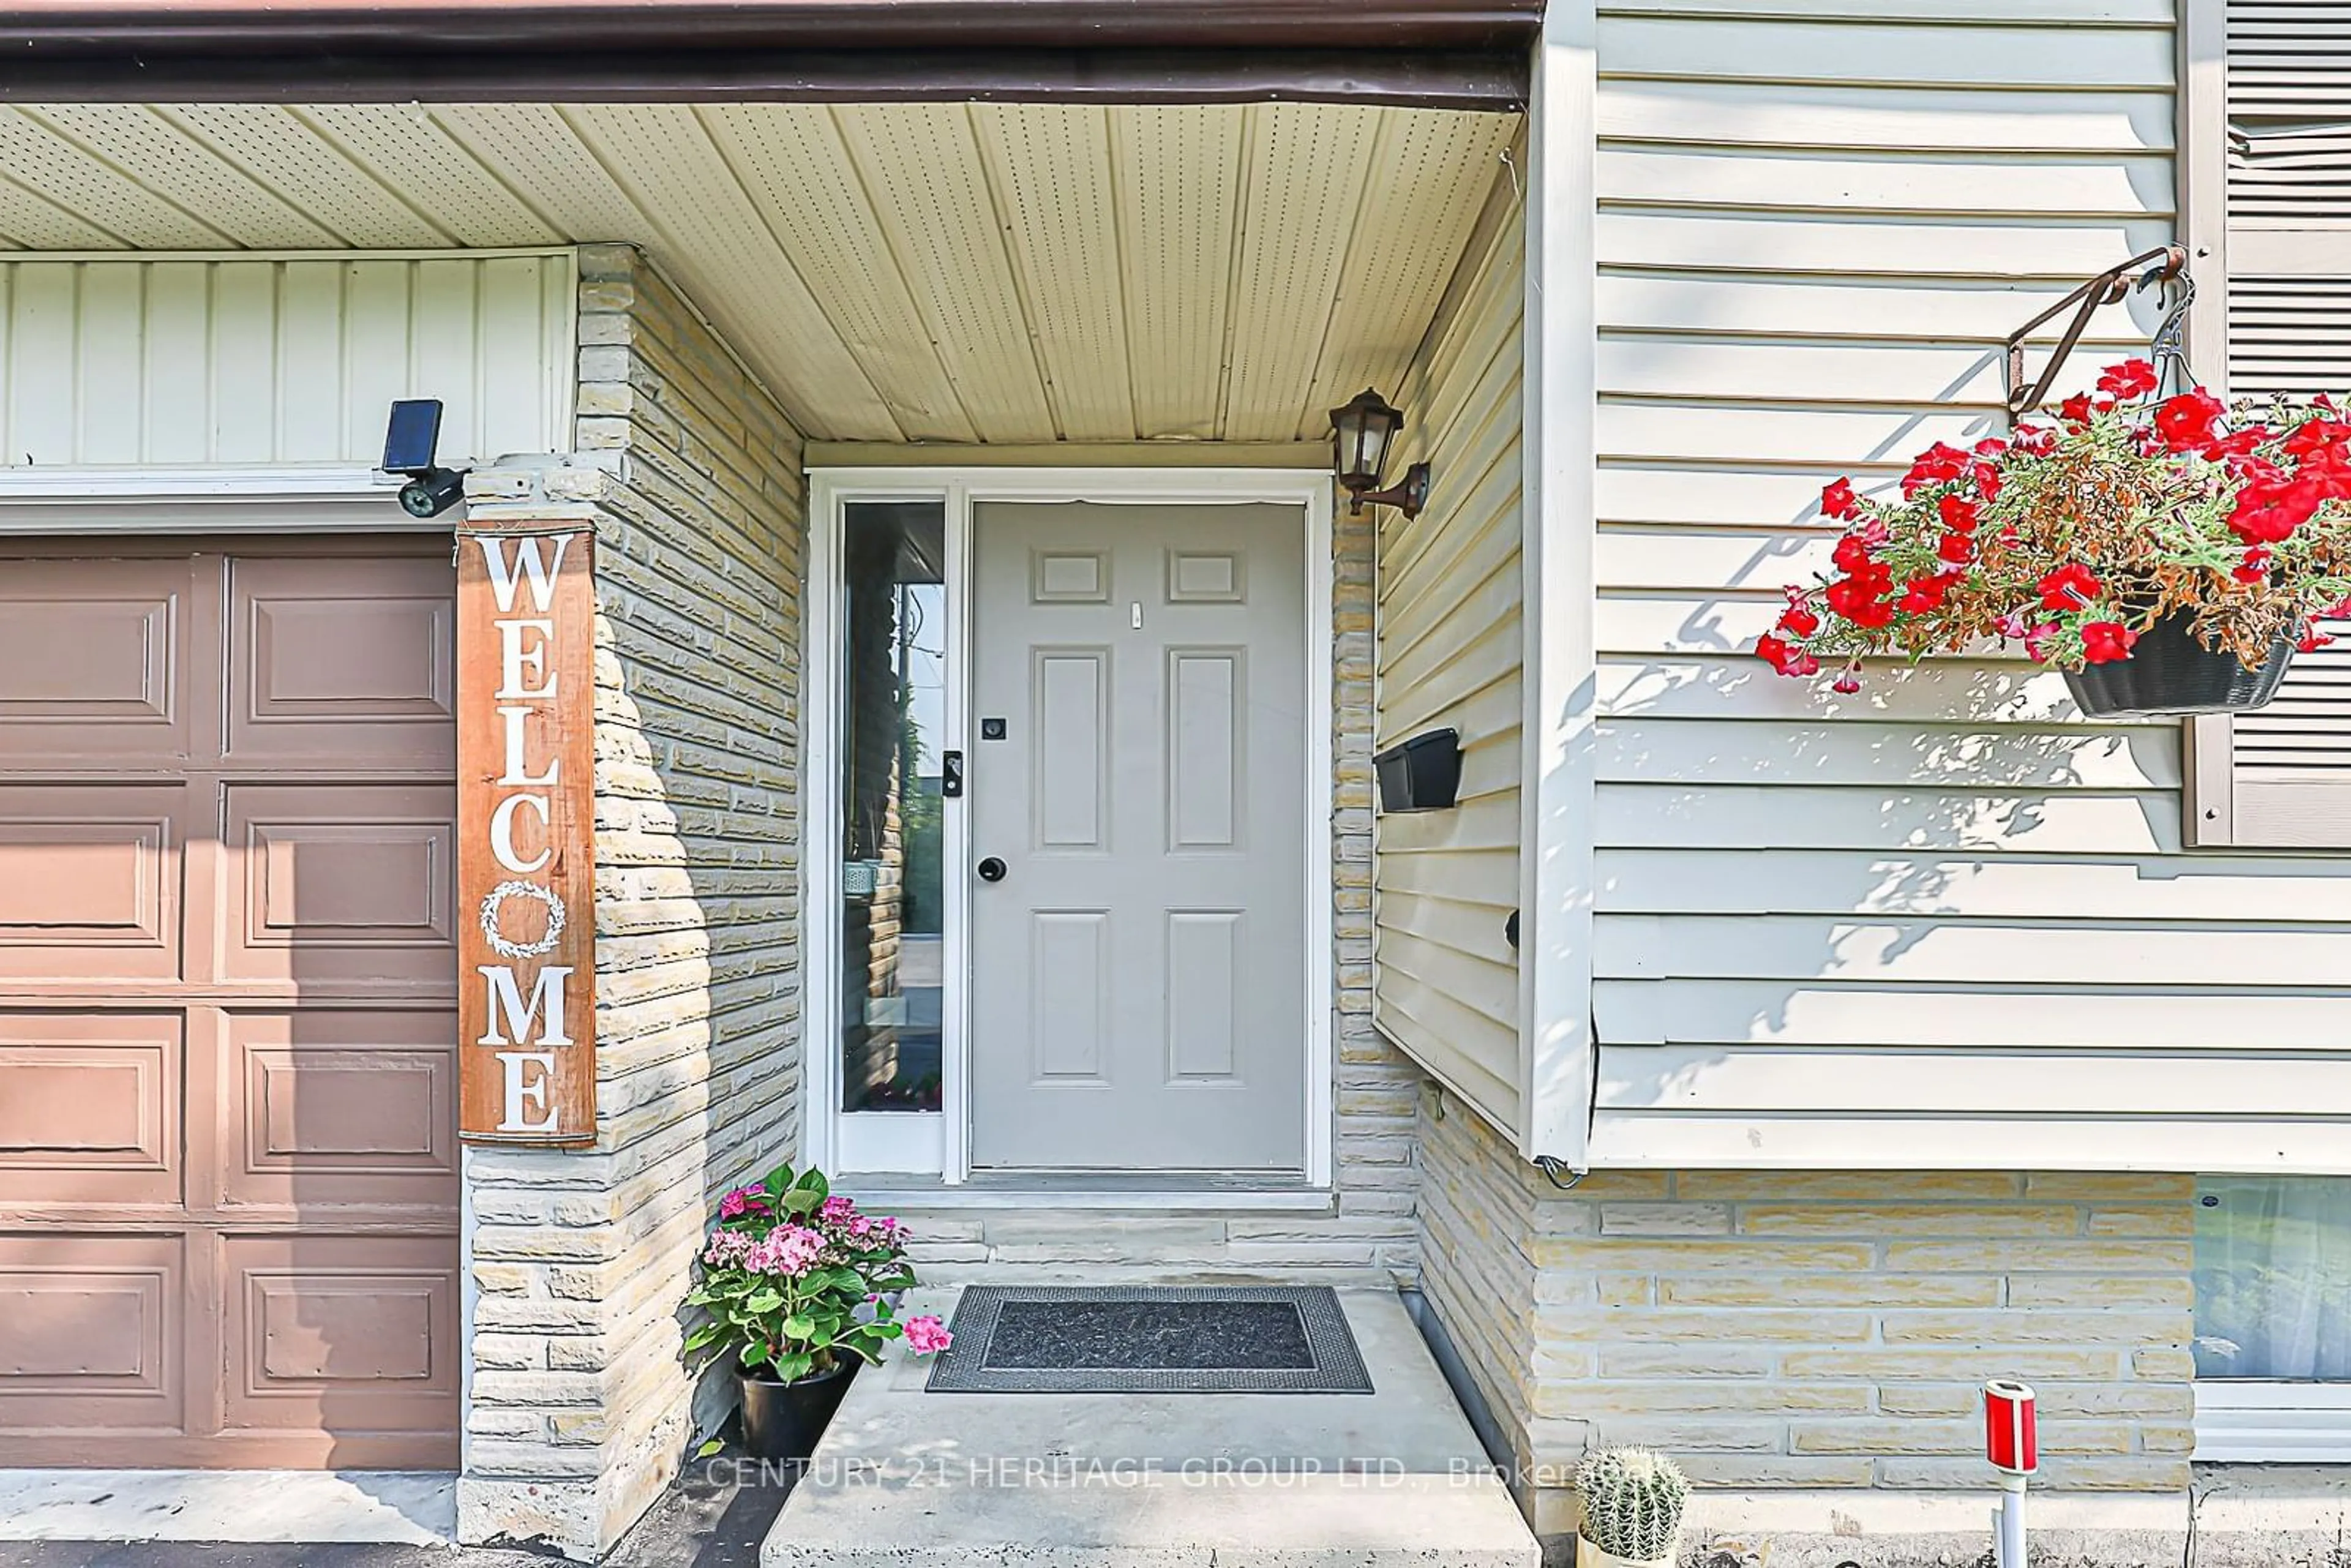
[{"x1": 1329, "y1": 387, "x2": 1430, "y2": 518}]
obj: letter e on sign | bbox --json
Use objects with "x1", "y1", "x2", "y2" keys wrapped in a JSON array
[{"x1": 457, "y1": 525, "x2": 597, "y2": 1146}]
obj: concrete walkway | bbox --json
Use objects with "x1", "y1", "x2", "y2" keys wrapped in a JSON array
[
  {"x1": 0, "y1": 1450, "x2": 795, "y2": 1568},
  {"x1": 761, "y1": 1285, "x2": 1540, "y2": 1568}
]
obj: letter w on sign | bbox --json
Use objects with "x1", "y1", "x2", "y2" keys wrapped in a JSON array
[{"x1": 457, "y1": 525, "x2": 598, "y2": 1145}]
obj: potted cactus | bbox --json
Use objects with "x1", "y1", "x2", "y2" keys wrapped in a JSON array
[{"x1": 1575, "y1": 1447, "x2": 1689, "y2": 1568}]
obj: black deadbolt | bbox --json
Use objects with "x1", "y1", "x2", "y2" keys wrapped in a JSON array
[{"x1": 977, "y1": 857, "x2": 1008, "y2": 883}]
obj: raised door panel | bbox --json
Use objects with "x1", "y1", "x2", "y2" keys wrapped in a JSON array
[
  {"x1": 218, "y1": 1233, "x2": 459, "y2": 1464},
  {"x1": 219, "y1": 1009, "x2": 459, "y2": 1214},
  {"x1": 0, "y1": 558, "x2": 192, "y2": 766},
  {"x1": 225, "y1": 556, "x2": 456, "y2": 770},
  {"x1": 219, "y1": 784, "x2": 456, "y2": 987},
  {"x1": 0, "y1": 1233, "x2": 186, "y2": 1436},
  {"x1": 0, "y1": 1011, "x2": 181, "y2": 1206},
  {"x1": 0, "y1": 784, "x2": 186, "y2": 982}
]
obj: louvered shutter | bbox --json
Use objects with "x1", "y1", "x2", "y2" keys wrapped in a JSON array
[{"x1": 2184, "y1": 0, "x2": 2351, "y2": 848}]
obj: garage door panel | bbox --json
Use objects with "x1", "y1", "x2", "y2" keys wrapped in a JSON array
[
  {"x1": 0, "y1": 1232, "x2": 186, "y2": 1433},
  {"x1": 223, "y1": 1010, "x2": 457, "y2": 1212},
  {"x1": 0, "y1": 784, "x2": 186, "y2": 982},
  {"x1": 0, "y1": 560, "x2": 193, "y2": 765},
  {"x1": 0, "y1": 1011, "x2": 181, "y2": 1206},
  {"x1": 221, "y1": 784, "x2": 456, "y2": 986},
  {"x1": 220, "y1": 1234, "x2": 459, "y2": 1459},
  {"x1": 227, "y1": 558, "x2": 456, "y2": 769}
]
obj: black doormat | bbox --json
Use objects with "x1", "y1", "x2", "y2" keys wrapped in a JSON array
[{"x1": 923, "y1": 1285, "x2": 1373, "y2": 1394}]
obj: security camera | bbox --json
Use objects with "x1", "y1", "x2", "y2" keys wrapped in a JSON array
[
  {"x1": 399, "y1": 468, "x2": 468, "y2": 519},
  {"x1": 382, "y1": 399, "x2": 468, "y2": 519}
]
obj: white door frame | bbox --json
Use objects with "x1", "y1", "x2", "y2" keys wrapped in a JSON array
[{"x1": 804, "y1": 467, "x2": 1337, "y2": 1188}]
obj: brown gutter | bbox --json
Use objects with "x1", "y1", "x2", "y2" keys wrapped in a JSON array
[{"x1": 0, "y1": 0, "x2": 1537, "y2": 108}]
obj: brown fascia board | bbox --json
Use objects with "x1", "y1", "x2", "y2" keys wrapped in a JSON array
[{"x1": 0, "y1": 1, "x2": 1537, "y2": 108}]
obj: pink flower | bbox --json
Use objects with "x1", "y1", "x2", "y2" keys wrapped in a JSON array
[
  {"x1": 743, "y1": 1224, "x2": 828, "y2": 1278},
  {"x1": 718, "y1": 1185, "x2": 769, "y2": 1221},
  {"x1": 819, "y1": 1195, "x2": 858, "y2": 1225},
  {"x1": 904, "y1": 1315, "x2": 953, "y2": 1355}
]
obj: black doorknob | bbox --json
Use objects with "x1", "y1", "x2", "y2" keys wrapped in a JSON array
[{"x1": 977, "y1": 857, "x2": 1008, "y2": 883}]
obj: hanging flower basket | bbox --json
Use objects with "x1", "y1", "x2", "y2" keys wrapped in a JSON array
[
  {"x1": 1755, "y1": 359, "x2": 2351, "y2": 716},
  {"x1": 2062, "y1": 609, "x2": 2297, "y2": 717}
]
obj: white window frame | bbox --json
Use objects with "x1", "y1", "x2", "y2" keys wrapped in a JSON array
[
  {"x1": 802, "y1": 466, "x2": 1338, "y2": 1189},
  {"x1": 2195, "y1": 1383, "x2": 2351, "y2": 1463}
]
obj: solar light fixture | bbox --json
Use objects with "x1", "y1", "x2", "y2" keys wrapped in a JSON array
[{"x1": 382, "y1": 399, "x2": 467, "y2": 519}]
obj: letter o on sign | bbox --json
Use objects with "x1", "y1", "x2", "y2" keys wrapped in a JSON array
[{"x1": 1984, "y1": 1379, "x2": 2038, "y2": 1474}]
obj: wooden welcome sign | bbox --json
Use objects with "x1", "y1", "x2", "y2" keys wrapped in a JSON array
[{"x1": 456, "y1": 522, "x2": 598, "y2": 1146}]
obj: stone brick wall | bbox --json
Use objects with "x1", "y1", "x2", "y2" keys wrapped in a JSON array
[
  {"x1": 458, "y1": 243, "x2": 805, "y2": 1560},
  {"x1": 888, "y1": 495, "x2": 1423, "y2": 1280},
  {"x1": 1420, "y1": 1095, "x2": 2195, "y2": 1537}
]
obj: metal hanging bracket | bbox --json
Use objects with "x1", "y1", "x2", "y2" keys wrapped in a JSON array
[{"x1": 2002, "y1": 244, "x2": 2192, "y2": 422}]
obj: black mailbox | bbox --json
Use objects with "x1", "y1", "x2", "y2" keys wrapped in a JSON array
[{"x1": 1373, "y1": 727, "x2": 1462, "y2": 813}]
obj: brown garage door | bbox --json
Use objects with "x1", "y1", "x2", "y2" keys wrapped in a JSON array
[{"x1": 0, "y1": 538, "x2": 461, "y2": 1469}]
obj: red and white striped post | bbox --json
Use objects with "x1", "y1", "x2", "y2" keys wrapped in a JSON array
[{"x1": 1984, "y1": 1379, "x2": 2038, "y2": 1568}]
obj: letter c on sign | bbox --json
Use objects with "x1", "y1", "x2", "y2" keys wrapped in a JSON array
[{"x1": 489, "y1": 792, "x2": 552, "y2": 874}]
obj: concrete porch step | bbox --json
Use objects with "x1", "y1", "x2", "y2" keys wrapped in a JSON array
[{"x1": 760, "y1": 1285, "x2": 1539, "y2": 1568}]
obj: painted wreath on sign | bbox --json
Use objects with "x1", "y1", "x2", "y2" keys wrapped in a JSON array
[
  {"x1": 479, "y1": 879, "x2": 566, "y2": 961},
  {"x1": 1758, "y1": 361, "x2": 2351, "y2": 692}
]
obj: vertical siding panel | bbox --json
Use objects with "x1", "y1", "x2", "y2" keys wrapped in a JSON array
[
  {"x1": 276, "y1": 260, "x2": 344, "y2": 462},
  {"x1": 478, "y1": 256, "x2": 548, "y2": 463},
  {"x1": 340, "y1": 259, "x2": 413, "y2": 465},
  {"x1": 9, "y1": 263, "x2": 76, "y2": 465},
  {"x1": 0, "y1": 250, "x2": 572, "y2": 470},
  {"x1": 143, "y1": 263, "x2": 212, "y2": 464},
  {"x1": 76, "y1": 263, "x2": 143, "y2": 465},
  {"x1": 411, "y1": 257, "x2": 481, "y2": 467},
  {"x1": 209, "y1": 261, "x2": 279, "y2": 463}
]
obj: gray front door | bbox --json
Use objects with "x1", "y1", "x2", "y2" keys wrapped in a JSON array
[{"x1": 969, "y1": 501, "x2": 1308, "y2": 1171}]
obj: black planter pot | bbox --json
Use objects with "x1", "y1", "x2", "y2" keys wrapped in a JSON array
[
  {"x1": 2061, "y1": 611, "x2": 2298, "y2": 718},
  {"x1": 739, "y1": 1359, "x2": 855, "y2": 1461}
]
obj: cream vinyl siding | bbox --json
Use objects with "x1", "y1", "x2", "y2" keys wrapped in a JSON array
[
  {"x1": 1373, "y1": 169, "x2": 1528, "y2": 1141},
  {"x1": 0, "y1": 252, "x2": 574, "y2": 468},
  {"x1": 1584, "y1": 0, "x2": 2351, "y2": 1172}
]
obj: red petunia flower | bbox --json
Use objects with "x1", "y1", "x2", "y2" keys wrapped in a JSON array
[
  {"x1": 1831, "y1": 667, "x2": 1862, "y2": 695},
  {"x1": 2233, "y1": 548, "x2": 2273, "y2": 585},
  {"x1": 1898, "y1": 572, "x2": 1963, "y2": 613},
  {"x1": 1754, "y1": 633, "x2": 1820, "y2": 678},
  {"x1": 1825, "y1": 567, "x2": 1897, "y2": 629},
  {"x1": 2154, "y1": 389, "x2": 2227, "y2": 454},
  {"x1": 2098, "y1": 359, "x2": 2159, "y2": 400},
  {"x1": 1938, "y1": 495, "x2": 1980, "y2": 533},
  {"x1": 2080, "y1": 620, "x2": 2138, "y2": 663},
  {"x1": 2300, "y1": 621, "x2": 2336, "y2": 655},
  {"x1": 1937, "y1": 531, "x2": 1976, "y2": 565},
  {"x1": 1901, "y1": 442, "x2": 1971, "y2": 497},
  {"x1": 1779, "y1": 604, "x2": 1821, "y2": 637},
  {"x1": 2036, "y1": 562, "x2": 2104, "y2": 611},
  {"x1": 2058, "y1": 392, "x2": 2094, "y2": 426},
  {"x1": 1831, "y1": 533, "x2": 1875, "y2": 573},
  {"x1": 2230, "y1": 477, "x2": 2323, "y2": 545},
  {"x1": 1820, "y1": 478, "x2": 1859, "y2": 519}
]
